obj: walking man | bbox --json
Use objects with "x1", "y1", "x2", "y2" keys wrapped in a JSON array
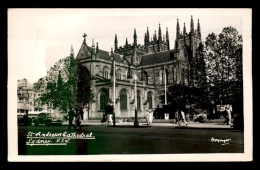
[
  {"x1": 175, "y1": 109, "x2": 181, "y2": 125},
  {"x1": 66, "y1": 107, "x2": 76, "y2": 130},
  {"x1": 75, "y1": 108, "x2": 82, "y2": 130},
  {"x1": 223, "y1": 106, "x2": 232, "y2": 125},
  {"x1": 180, "y1": 109, "x2": 188, "y2": 126},
  {"x1": 146, "y1": 109, "x2": 151, "y2": 125}
]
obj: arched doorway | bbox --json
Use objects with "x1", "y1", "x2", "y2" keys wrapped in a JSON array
[
  {"x1": 144, "y1": 71, "x2": 148, "y2": 84},
  {"x1": 99, "y1": 89, "x2": 109, "y2": 111},
  {"x1": 147, "y1": 92, "x2": 153, "y2": 109},
  {"x1": 120, "y1": 89, "x2": 128, "y2": 110}
]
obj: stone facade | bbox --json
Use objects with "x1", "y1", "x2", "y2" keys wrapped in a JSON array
[{"x1": 76, "y1": 17, "x2": 202, "y2": 119}]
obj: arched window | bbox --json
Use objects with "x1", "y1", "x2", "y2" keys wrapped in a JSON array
[
  {"x1": 116, "y1": 69, "x2": 122, "y2": 80},
  {"x1": 95, "y1": 65, "x2": 100, "y2": 76},
  {"x1": 164, "y1": 69, "x2": 169, "y2": 84},
  {"x1": 120, "y1": 89, "x2": 127, "y2": 110},
  {"x1": 137, "y1": 91, "x2": 141, "y2": 110},
  {"x1": 159, "y1": 70, "x2": 163, "y2": 84},
  {"x1": 160, "y1": 68, "x2": 169, "y2": 85},
  {"x1": 103, "y1": 67, "x2": 109, "y2": 79},
  {"x1": 100, "y1": 89, "x2": 108, "y2": 111},
  {"x1": 144, "y1": 71, "x2": 148, "y2": 84},
  {"x1": 147, "y1": 92, "x2": 153, "y2": 109}
]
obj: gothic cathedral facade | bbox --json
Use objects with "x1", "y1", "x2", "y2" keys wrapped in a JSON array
[{"x1": 76, "y1": 16, "x2": 202, "y2": 119}]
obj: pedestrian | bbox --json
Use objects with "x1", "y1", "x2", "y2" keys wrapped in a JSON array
[
  {"x1": 149, "y1": 110, "x2": 153, "y2": 124},
  {"x1": 66, "y1": 107, "x2": 76, "y2": 130},
  {"x1": 223, "y1": 107, "x2": 230, "y2": 125},
  {"x1": 75, "y1": 108, "x2": 82, "y2": 130},
  {"x1": 107, "y1": 114, "x2": 113, "y2": 125},
  {"x1": 180, "y1": 109, "x2": 188, "y2": 126},
  {"x1": 101, "y1": 112, "x2": 107, "y2": 125},
  {"x1": 83, "y1": 106, "x2": 88, "y2": 120},
  {"x1": 79, "y1": 107, "x2": 84, "y2": 120},
  {"x1": 175, "y1": 109, "x2": 181, "y2": 125},
  {"x1": 146, "y1": 109, "x2": 151, "y2": 125}
]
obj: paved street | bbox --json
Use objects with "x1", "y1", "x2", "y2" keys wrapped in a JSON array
[{"x1": 18, "y1": 124, "x2": 243, "y2": 155}]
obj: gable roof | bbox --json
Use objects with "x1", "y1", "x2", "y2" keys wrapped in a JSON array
[
  {"x1": 76, "y1": 41, "x2": 123, "y2": 63},
  {"x1": 76, "y1": 42, "x2": 91, "y2": 59},
  {"x1": 140, "y1": 49, "x2": 175, "y2": 66},
  {"x1": 98, "y1": 49, "x2": 123, "y2": 63}
]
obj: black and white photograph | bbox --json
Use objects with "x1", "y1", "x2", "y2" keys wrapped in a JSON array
[{"x1": 8, "y1": 8, "x2": 252, "y2": 162}]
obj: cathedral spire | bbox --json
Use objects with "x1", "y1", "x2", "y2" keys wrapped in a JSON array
[
  {"x1": 158, "y1": 23, "x2": 162, "y2": 42},
  {"x1": 144, "y1": 33, "x2": 147, "y2": 46},
  {"x1": 183, "y1": 22, "x2": 186, "y2": 37},
  {"x1": 146, "y1": 27, "x2": 150, "y2": 43},
  {"x1": 183, "y1": 23, "x2": 186, "y2": 45},
  {"x1": 166, "y1": 27, "x2": 170, "y2": 50},
  {"x1": 96, "y1": 42, "x2": 99, "y2": 54},
  {"x1": 197, "y1": 19, "x2": 201, "y2": 39},
  {"x1": 166, "y1": 27, "x2": 169, "y2": 40},
  {"x1": 190, "y1": 15, "x2": 194, "y2": 33},
  {"x1": 125, "y1": 38, "x2": 128, "y2": 47},
  {"x1": 176, "y1": 19, "x2": 180, "y2": 39},
  {"x1": 133, "y1": 29, "x2": 137, "y2": 46},
  {"x1": 154, "y1": 30, "x2": 157, "y2": 41},
  {"x1": 91, "y1": 39, "x2": 95, "y2": 56},
  {"x1": 92, "y1": 39, "x2": 95, "y2": 47},
  {"x1": 70, "y1": 45, "x2": 74, "y2": 57},
  {"x1": 110, "y1": 47, "x2": 114, "y2": 57},
  {"x1": 114, "y1": 34, "x2": 118, "y2": 51}
]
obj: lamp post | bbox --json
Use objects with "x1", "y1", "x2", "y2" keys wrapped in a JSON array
[
  {"x1": 134, "y1": 74, "x2": 139, "y2": 127},
  {"x1": 111, "y1": 53, "x2": 116, "y2": 126},
  {"x1": 164, "y1": 65, "x2": 167, "y2": 105}
]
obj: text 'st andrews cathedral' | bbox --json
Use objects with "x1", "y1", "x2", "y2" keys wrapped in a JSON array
[{"x1": 76, "y1": 16, "x2": 202, "y2": 119}]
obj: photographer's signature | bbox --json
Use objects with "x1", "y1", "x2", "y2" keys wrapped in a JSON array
[{"x1": 210, "y1": 137, "x2": 231, "y2": 145}]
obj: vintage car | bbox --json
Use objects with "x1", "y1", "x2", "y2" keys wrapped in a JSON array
[
  {"x1": 33, "y1": 112, "x2": 63, "y2": 126},
  {"x1": 17, "y1": 113, "x2": 28, "y2": 125}
]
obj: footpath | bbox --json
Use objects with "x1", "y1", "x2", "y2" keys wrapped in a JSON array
[{"x1": 63, "y1": 119, "x2": 233, "y2": 129}]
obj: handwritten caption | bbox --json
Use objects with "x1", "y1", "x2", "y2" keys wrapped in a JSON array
[
  {"x1": 210, "y1": 137, "x2": 231, "y2": 145},
  {"x1": 26, "y1": 131, "x2": 95, "y2": 146}
]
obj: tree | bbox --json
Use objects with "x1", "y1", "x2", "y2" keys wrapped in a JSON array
[
  {"x1": 33, "y1": 54, "x2": 89, "y2": 112},
  {"x1": 204, "y1": 26, "x2": 243, "y2": 115},
  {"x1": 76, "y1": 61, "x2": 94, "y2": 108}
]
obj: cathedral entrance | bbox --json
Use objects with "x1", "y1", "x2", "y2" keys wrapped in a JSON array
[{"x1": 99, "y1": 88, "x2": 109, "y2": 111}]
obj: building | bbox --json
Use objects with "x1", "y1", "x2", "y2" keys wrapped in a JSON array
[
  {"x1": 76, "y1": 16, "x2": 202, "y2": 119},
  {"x1": 17, "y1": 78, "x2": 49, "y2": 115},
  {"x1": 17, "y1": 78, "x2": 33, "y2": 115}
]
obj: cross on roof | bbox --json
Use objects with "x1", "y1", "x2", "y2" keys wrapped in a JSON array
[{"x1": 83, "y1": 33, "x2": 87, "y2": 41}]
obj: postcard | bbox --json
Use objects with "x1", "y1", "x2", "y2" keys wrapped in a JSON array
[{"x1": 8, "y1": 8, "x2": 252, "y2": 162}]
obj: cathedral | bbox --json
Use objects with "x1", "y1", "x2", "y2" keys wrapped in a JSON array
[{"x1": 76, "y1": 16, "x2": 202, "y2": 119}]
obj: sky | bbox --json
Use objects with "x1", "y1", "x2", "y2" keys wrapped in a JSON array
[{"x1": 8, "y1": 8, "x2": 246, "y2": 84}]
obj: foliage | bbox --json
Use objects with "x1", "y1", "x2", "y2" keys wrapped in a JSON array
[
  {"x1": 33, "y1": 55, "x2": 93, "y2": 112},
  {"x1": 204, "y1": 26, "x2": 243, "y2": 108},
  {"x1": 161, "y1": 26, "x2": 243, "y2": 116},
  {"x1": 76, "y1": 61, "x2": 95, "y2": 107}
]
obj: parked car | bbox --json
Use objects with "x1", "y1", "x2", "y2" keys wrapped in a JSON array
[
  {"x1": 194, "y1": 113, "x2": 207, "y2": 123},
  {"x1": 33, "y1": 112, "x2": 63, "y2": 126},
  {"x1": 17, "y1": 113, "x2": 28, "y2": 125},
  {"x1": 27, "y1": 112, "x2": 41, "y2": 125}
]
